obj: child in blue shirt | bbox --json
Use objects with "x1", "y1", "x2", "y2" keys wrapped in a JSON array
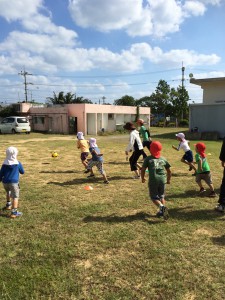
[
  {"x1": 85, "y1": 138, "x2": 109, "y2": 184},
  {"x1": 0, "y1": 147, "x2": 24, "y2": 218}
]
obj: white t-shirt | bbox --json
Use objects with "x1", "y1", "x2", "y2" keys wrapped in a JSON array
[{"x1": 177, "y1": 140, "x2": 190, "y2": 152}]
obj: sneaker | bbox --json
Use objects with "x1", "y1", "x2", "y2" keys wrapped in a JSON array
[
  {"x1": 161, "y1": 206, "x2": 169, "y2": 220},
  {"x1": 215, "y1": 205, "x2": 225, "y2": 213},
  {"x1": 10, "y1": 211, "x2": 23, "y2": 218},
  {"x1": 87, "y1": 174, "x2": 95, "y2": 178},
  {"x1": 133, "y1": 175, "x2": 140, "y2": 179},
  {"x1": 84, "y1": 169, "x2": 90, "y2": 174},
  {"x1": 1, "y1": 202, "x2": 12, "y2": 210},
  {"x1": 156, "y1": 211, "x2": 163, "y2": 218},
  {"x1": 199, "y1": 187, "x2": 206, "y2": 194},
  {"x1": 103, "y1": 180, "x2": 109, "y2": 184},
  {"x1": 209, "y1": 191, "x2": 217, "y2": 198}
]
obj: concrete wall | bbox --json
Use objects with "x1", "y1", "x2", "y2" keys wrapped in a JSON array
[
  {"x1": 189, "y1": 103, "x2": 225, "y2": 138},
  {"x1": 202, "y1": 81, "x2": 225, "y2": 104}
]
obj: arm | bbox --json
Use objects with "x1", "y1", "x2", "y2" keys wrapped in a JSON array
[
  {"x1": 141, "y1": 166, "x2": 146, "y2": 183},
  {"x1": 166, "y1": 168, "x2": 171, "y2": 184},
  {"x1": 125, "y1": 131, "x2": 135, "y2": 153},
  {"x1": 19, "y1": 162, "x2": 25, "y2": 175},
  {"x1": 172, "y1": 145, "x2": 178, "y2": 151}
]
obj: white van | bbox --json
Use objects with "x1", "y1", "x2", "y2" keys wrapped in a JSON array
[{"x1": 0, "y1": 116, "x2": 31, "y2": 134}]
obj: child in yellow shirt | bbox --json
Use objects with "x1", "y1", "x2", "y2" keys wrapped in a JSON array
[{"x1": 77, "y1": 132, "x2": 89, "y2": 169}]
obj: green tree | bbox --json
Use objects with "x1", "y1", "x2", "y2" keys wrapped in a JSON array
[
  {"x1": 46, "y1": 92, "x2": 92, "y2": 104},
  {"x1": 170, "y1": 86, "x2": 189, "y2": 119},
  {"x1": 150, "y1": 80, "x2": 171, "y2": 115},
  {"x1": 114, "y1": 95, "x2": 136, "y2": 106}
]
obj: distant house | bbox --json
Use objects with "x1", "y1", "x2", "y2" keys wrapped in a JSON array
[
  {"x1": 189, "y1": 77, "x2": 225, "y2": 138},
  {"x1": 14, "y1": 103, "x2": 151, "y2": 135}
]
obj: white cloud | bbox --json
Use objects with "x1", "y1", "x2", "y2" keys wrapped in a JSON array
[
  {"x1": 0, "y1": 0, "x2": 43, "y2": 22},
  {"x1": 183, "y1": 1, "x2": 206, "y2": 17}
]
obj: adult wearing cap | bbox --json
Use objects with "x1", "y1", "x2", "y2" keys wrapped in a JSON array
[
  {"x1": 123, "y1": 122, "x2": 147, "y2": 179},
  {"x1": 215, "y1": 137, "x2": 225, "y2": 212},
  {"x1": 136, "y1": 119, "x2": 152, "y2": 153},
  {"x1": 172, "y1": 132, "x2": 196, "y2": 175}
]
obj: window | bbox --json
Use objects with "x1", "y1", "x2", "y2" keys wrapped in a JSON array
[
  {"x1": 17, "y1": 118, "x2": 28, "y2": 124},
  {"x1": 108, "y1": 113, "x2": 114, "y2": 120},
  {"x1": 34, "y1": 116, "x2": 45, "y2": 124}
]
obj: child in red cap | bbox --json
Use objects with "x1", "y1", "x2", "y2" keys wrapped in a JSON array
[
  {"x1": 141, "y1": 141, "x2": 171, "y2": 220},
  {"x1": 195, "y1": 142, "x2": 216, "y2": 197}
]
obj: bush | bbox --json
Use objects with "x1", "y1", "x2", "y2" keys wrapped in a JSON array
[{"x1": 179, "y1": 119, "x2": 189, "y2": 126}]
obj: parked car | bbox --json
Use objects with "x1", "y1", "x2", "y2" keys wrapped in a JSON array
[{"x1": 0, "y1": 116, "x2": 31, "y2": 134}]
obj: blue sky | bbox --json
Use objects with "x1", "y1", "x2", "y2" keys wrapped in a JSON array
[{"x1": 0, "y1": 0, "x2": 225, "y2": 105}]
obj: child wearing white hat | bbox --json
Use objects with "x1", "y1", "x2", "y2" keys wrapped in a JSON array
[{"x1": 172, "y1": 132, "x2": 196, "y2": 175}]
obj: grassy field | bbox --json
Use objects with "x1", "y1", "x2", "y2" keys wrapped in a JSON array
[{"x1": 0, "y1": 128, "x2": 224, "y2": 300}]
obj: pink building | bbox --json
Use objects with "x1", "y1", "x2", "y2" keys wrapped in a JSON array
[{"x1": 15, "y1": 103, "x2": 151, "y2": 135}]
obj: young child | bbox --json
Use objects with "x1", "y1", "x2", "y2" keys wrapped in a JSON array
[
  {"x1": 172, "y1": 132, "x2": 196, "y2": 175},
  {"x1": 85, "y1": 138, "x2": 109, "y2": 184},
  {"x1": 194, "y1": 142, "x2": 216, "y2": 197},
  {"x1": 141, "y1": 141, "x2": 171, "y2": 220},
  {"x1": 0, "y1": 146, "x2": 24, "y2": 218},
  {"x1": 76, "y1": 132, "x2": 89, "y2": 169},
  {"x1": 136, "y1": 119, "x2": 152, "y2": 153},
  {"x1": 215, "y1": 137, "x2": 225, "y2": 212}
]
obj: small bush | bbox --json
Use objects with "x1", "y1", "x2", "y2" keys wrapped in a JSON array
[{"x1": 179, "y1": 119, "x2": 189, "y2": 126}]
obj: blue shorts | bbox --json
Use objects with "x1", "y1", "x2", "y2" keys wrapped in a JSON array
[{"x1": 182, "y1": 150, "x2": 193, "y2": 162}]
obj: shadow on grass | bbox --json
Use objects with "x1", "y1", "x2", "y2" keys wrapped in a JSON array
[
  {"x1": 40, "y1": 170, "x2": 80, "y2": 174},
  {"x1": 83, "y1": 211, "x2": 161, "y2": 225},
  {"x1": 169, "y1": 206, "x2": 223, "y2": 221},
  {"x1": 152, "y1": 130, "x2": 189, "y2": 139},
  {"x1": 211, "y1": 235, "x2": 225, "y2": 246},
  {"x1": 168, "y1": 188, "x2": 221, "y2": 199},
  {"x1": 47, "y1": 175, "x2": 132, "y2": 186}
]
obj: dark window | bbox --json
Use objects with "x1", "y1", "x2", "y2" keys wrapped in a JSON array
[{"x1": 17, "y1": 118, "x2": 28, "y2": 124}]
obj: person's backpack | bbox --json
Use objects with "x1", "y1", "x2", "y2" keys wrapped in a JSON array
[{"x1": 145, "y1": 129, "x2": 151, "y2": 138}]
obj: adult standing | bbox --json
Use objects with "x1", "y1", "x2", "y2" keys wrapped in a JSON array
[
  {"x1": 215, "y1": 137, "x2": 225, "y2": 212},
  {"x1": 124, "y1": 122, "x2": 147, "y2": 179}
]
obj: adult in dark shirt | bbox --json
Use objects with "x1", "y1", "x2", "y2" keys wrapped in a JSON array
[{"x1": 215, "y1": 137, "x2": 225, "y2": 212}]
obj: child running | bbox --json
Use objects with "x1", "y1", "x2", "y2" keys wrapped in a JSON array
[
  {"x1": 0, "y1": 146, "x2": 24, "y2": 218},
  {"x1": 141, "y1": 141, "x2": 171, "y2": 220},
  {"x1": 85, "y1": 138, "x2": 109, "y2": 184},
  {"x1": 76, "y1": 132, "x2": 89, "y2": 169},
  {"x1": 194, "y1": 142, "x2": 216, "y2": 197},
  {"x1": 172, "y1": 132, "x2": 196, "y2": 175}
]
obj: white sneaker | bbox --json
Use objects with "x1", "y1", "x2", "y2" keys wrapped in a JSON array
[
  {"x1": 215, "y1": 205, "x2": 225, "y2": 212},
  {"x1": 133, "y1": 175, "x2": 140, "y2": 179}
]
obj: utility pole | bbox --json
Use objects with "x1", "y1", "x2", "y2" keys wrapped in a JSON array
[
  {"x1": 18, "y1": 69, "x2": 33, "y2": 102},
  {"x1": 181, "y1": 63, "x2": 185, "y2": 119}
]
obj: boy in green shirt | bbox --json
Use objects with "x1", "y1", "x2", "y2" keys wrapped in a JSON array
[
  {"x1": 141, "y1": 141, "x2": 171, "y2": 220},
  {"x1": 195, "y1": 142, "x2": 216, "y2": 197}
]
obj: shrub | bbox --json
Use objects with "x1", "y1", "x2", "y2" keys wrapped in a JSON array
[{"x1": 179, "y1": 119, "x2": 189, "y2": 126}]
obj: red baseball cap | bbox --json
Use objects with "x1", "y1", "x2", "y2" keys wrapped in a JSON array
[{"x1": 150, "y1": 141, "x2": 162, "y2": 158}]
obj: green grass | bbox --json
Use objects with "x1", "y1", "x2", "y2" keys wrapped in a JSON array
[{"x1": 0, "y1": 128, "x2": 225, "y2": 300}]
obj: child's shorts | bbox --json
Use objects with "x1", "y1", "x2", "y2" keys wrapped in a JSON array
[
  {"x1": 195, "y1": 172, "x2": 212, "y2": 185},
  {"x1": 81, "y1": 152, "x2": 89, "y2": 161},
  {"x1": 3, "y1": 183, "x2": 20, "y2": 198},
  {"x1": 182, "y1": 150, "x2": 193, "y2": 162},
  {"x1": 87, "y1": 161, "x2": 104, "y2": 175},
  {"x1": 149, "y1": 182, "x2": 165, "y2": 201}
]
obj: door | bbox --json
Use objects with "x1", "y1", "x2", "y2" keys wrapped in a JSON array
[{"x1": 69, "y1": 117, "x2": 77, "y2": 134}]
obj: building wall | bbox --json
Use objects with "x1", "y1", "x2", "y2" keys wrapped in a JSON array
[
  {"x1": 189, "y1": 103, "x2": 225, "y2": 138},
  {"x1": 202, "y1": 81, "x2": 225, "y2": 104}
]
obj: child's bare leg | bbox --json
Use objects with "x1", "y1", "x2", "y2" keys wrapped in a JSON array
[
  {"x1": 208, "y1": 183, "x2": 215, "y2": 192},
  {"x1": 134, "y1": 169, "x2": 140, "y2": 177},
  {"x1": 181, "y1": 158, "x2": 196, "y2": 171},
  {"x1": 82, "y1": 160, "x2": 88, "y2": 168},
  {"x1": 12, "y1": 198, "x2": 18, "y2": 210}
]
